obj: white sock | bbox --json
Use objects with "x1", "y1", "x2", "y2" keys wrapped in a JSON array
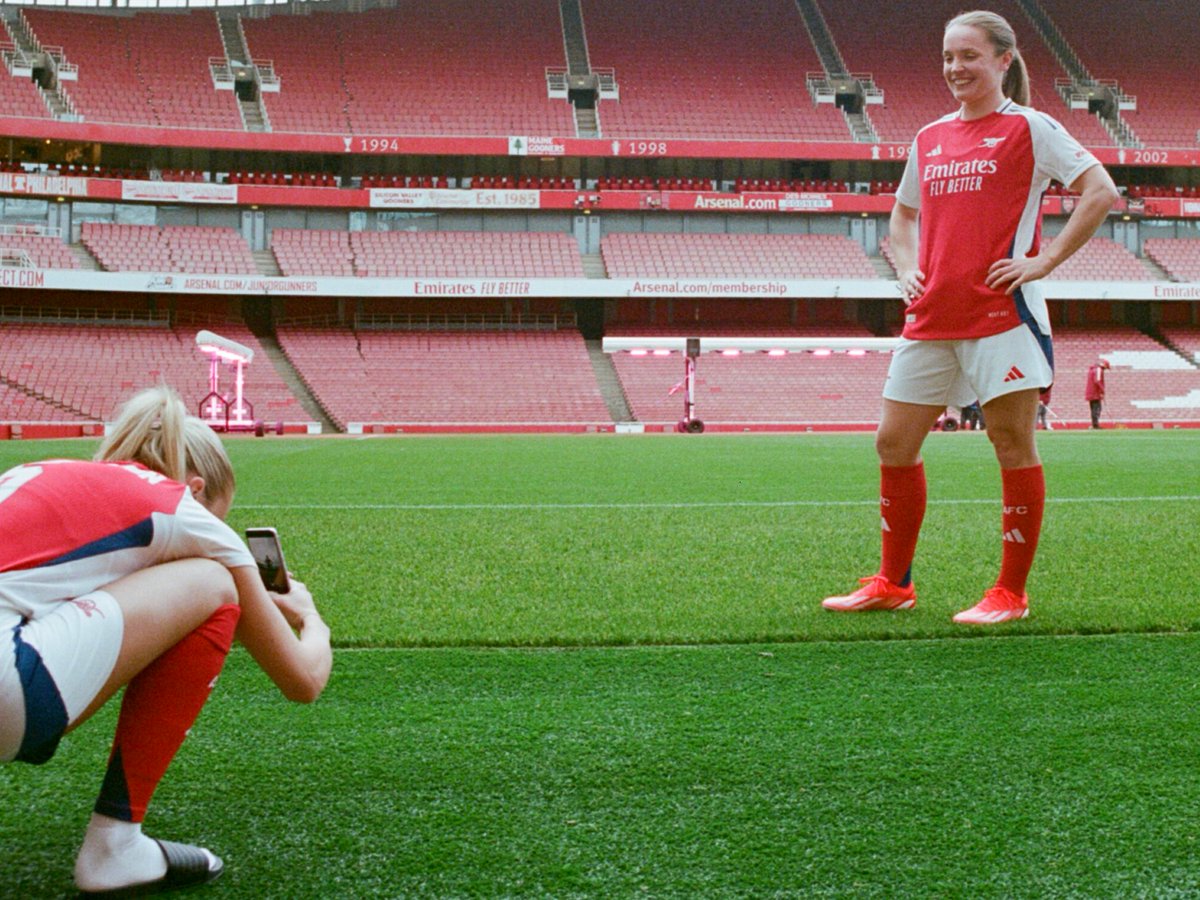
[{"x1": 74, "y1": 813, "x2": 167, "y2": 892}]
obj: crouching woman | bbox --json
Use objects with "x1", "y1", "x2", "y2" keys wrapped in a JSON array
[{"x1": 0, "y1": 386, "x2": 332, "y2": 895}]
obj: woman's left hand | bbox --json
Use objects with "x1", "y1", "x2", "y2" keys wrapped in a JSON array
[{"x1": 986, "y1": 254, "x2": 1055, "y2": 294}]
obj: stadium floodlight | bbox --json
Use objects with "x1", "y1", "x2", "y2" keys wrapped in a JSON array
[
  {"x1": 602, "y1": 335, "x2": 902, "y2": 433},
  {"x1": 195, "y1": 330, "x2": 261, "y2": 434}
]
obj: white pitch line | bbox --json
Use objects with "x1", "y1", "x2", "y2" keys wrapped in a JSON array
[{"x1": 236, "y1": 495, "x2": 1200, "y2": 511}]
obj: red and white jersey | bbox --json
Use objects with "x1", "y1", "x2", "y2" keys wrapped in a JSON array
[
  {"x1": 0, "y1": 459, "x2": 253, "y2": 625},
  {"x1": 895, "y1": 99, "x2": 1099, "y2": 340}
]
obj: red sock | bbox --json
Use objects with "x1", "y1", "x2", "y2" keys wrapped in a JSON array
[
  {"x1": 94, "y1": 604, "x2": 240, "y2": 823},
  {"x1": 996, "y1": 465, "x2": 1046, "y2": 596},
  {"x1": 879, "y1": 463, "x2": 926, "y2": 587}
]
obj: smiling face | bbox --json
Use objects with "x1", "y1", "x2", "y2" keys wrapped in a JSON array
[{"x1": 943, "y1": 23, "x2": 1013, "y2": 118}]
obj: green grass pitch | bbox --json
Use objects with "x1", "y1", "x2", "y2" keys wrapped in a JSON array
[{"x1": 2, "y1": 431, "x2": 1198, "y2": 897}]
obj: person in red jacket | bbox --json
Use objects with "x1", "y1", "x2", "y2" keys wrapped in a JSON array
[{"x1": 1085, "y1": 359, "x2": 1110, "y2": 428}]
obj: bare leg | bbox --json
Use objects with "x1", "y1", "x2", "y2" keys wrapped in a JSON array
[
  {"x1": 981, "y1": 389, "x2": 1040, "y2": 470},
  {"x1": 875, "y1": 399, "x2": 944, "y2": 466}
]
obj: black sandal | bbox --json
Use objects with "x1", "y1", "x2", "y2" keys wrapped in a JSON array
[{"x1": 77, "y1": 839, "x2": 223, "y2": 897}]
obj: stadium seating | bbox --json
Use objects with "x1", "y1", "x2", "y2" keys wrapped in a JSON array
[
  {"x1": 1143, "y1": 239, "x2": 1200, "y2": 283},
  {"x1": 819, "y1": 0, "x2": 1115, "y2": 146},
  {"x1": 271, "y1": 229, "x2": 355, "y2": 278},
  {"x1": 883, "y1": 235, "x2": 1165, "y2": 283},
  {"x1": 243, "y1": 0, "x2": 574, "y2": 136},
  {"x1": 608, "y1": 325, "x2": 890, "y2": 426},
  {"x1": 0, "y1": 382, "x2": 89, "y2": 423},
  {"x1": 276, "y1": 326, "x2": 610, "y2": 429},
  {"x1": 228, "y1": 171, "x2": 338, "y2": 188},
  {"x1": 600, "y1": 233, "x2": 878, "y2": 280},
  {"x1": 1044, "y1": 237, "x2": 1155, "y2": 281},
  {"x1": 271, "y1": 230, "x2": 584, "y2": 279},
  {"x1": 1158, "y1": 326, "x2": 1200, "y2": 364},
  {"x1": 81, "y1": 223, "x2": 257, "y2": 274},
  {"x1": 1049, "y1": 326, "x2": 1200, "y2": 424},
  {"x1": 0, "y1": 232, "x2": 80, "y2": 269},
  {"x1": 22, "y1": 9, "x2": 241, "y2": 129},
  {"x1": 0, "y1": 62, "x2": 52, "y2": 120},
  {"x1": 581, "y1": 0, "x2": 850, "y2": 141},
  {"x1": 1038, "y1": 0, "x2": 1200, "y2": 148},
  {"x1": 0, "y1": 322, "x2": 313, "y2": 426}
]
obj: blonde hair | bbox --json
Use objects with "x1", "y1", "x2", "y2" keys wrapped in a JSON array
[
  {"x1": 947, "y1": 10, "x2": 1031, "y2": 107},
  {"x1": 96, "y1": 386, "x2": 235, "y2": 507}
]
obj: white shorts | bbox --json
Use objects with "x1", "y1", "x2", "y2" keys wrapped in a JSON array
[
  {"x1": 0, "y1": 590, "x2": 124, "y2": 765},
  {"x1": 883, "y1": 323, "x2": 1054, "y2": 409}
]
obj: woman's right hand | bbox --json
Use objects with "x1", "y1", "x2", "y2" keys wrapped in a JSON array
[
  {"x1": 271, "y1": 578, "x2": 319, "y2": 631},
  {"x1": 898, "y1": 268, "x2": 926, "y2": 304}
]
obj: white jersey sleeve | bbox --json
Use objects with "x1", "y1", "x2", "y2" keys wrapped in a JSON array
[
  {"x1": 1027, "y1": 110, "x2": 1099, "y2": 190},
  {"x1": 158, "y1": 491, "x2": 256, "y2": 570},
  {"x1": 895, "y1": 138, "x2": 922, "y2": 209}
]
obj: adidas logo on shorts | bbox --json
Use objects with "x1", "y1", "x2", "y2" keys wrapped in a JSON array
[{"x1": 1002, "y1": 365, "x2": 1025, "y2": 383}]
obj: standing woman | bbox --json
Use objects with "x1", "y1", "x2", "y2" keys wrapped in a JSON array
[
  {"x1": 823, "y1": 10, "x2": 1117, "y2": 624},
  {"x1": 0, "y1": 386, "x2": 332, "y2": 895}
]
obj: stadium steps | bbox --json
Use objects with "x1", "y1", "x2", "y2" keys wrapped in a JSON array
[
  {"x1": 0, "y1": 371, "x2": 92, "y2": 421},
  {"x1": 581, "y1": 252, "x2": 608, "y2": 279},
  {"x1": 253, "y1": 249, "x2": 282, "y2": 277},
  {"x1": 69, "y1": 243, "x2": 102, "y2": 270},
  {"x1": 257, "y1": 334, "x2": 339, "y2": 433},
  {"x1": 558, "y1": 0, "x2": 591, "y2": 77},
  {"x1": 1139, "y1": 256, "x2": 1171, "y2": 281},
  {"x1": 1146, "y1": 330, "x2": 1200, "y2": 371},
  {"x1": 585, "y1": 339, "x2": 634, "y2": 423},
  {"x1": 869, "y1": 255, "x2": 895, "y2": 279},
  {"x1": 574, "y1": 105, "x2": 599, "y2": 138}
]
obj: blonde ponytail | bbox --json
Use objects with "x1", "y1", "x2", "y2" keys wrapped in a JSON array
[{"x1": 96, "y1": 386, "x2": 235, "y2": 506}]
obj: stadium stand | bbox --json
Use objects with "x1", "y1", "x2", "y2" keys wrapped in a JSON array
[
  {"x1": 271, "y1": 230, "x2": 583, "y2": 278},
  {"x1": 581, "y1": 0, "x2": 850, "y2": 141},
  {"x1": 242, "y1": 0, "x2": 574, "y2": 136},
  {"x1": 881, "y1": 235, "x2": 1160, "y2": 283},
  {"x1": 0, "y1": 381, "x2": 90, "y2": 423},
  {"x1": 237, "y1": 13, "x2": 348, "y2": 134},
  {"x1": 1038, "y1": 0, "x2": 1200, "y2": 148},
  {"x1": 1143, "y1": 239, "x2": 1200, "y2": 283},
  {"x1": 81, "y1": 223, "x2": 257, "y2": 274},
  {"x1": 819, "y1": 0, "x2": 1115, "y2": 146},
  {"x1": 600, "y1": 233, "x2": 879, "y2": 280},
  {"x1": 0, "y1": 231, "x2": 79, "y2": 269},
  {"x1": 607, "y1": 325, "x2": 891, "y2": 427},
  {"x1": 0, "y1": 321, "x2": 313, "y2": 426},
  {"x1": 276, "y1": 326, "x2": 610, "y2": 429},
  {"x1": 271, "y1": 229, "x2": 355, "y2": 278},
  {"x1": 732, "y1": 178, "x2": 851, "y2": 194},
  {"x1": 22, "y1": 9, "x2": 241, "y2": 129},
  {"x1": 1050, "y1": 325, "x2": 1200, "y2": 424},
  {"x1": 228, "y1": 171, "x2": 338, "y2": 187},
  {"x1": 0, "y1": 58, "x2": 52, "y2": 120},
  {"x1": 1044, "y1": 236, "x2": 1155, "y2": 281},
  {"x1": 1159, "y1": 326, "x2": 1200, "y2": 365}
]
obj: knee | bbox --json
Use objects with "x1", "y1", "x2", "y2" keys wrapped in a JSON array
[
  {"x1": 875, "y1": 429, "x2": 920, "y2": 467},
  {"x1": 210, "y1": 563, "x2": 237, "y2": 608},
  {"x1": 987, "y1": 425, "x2": 1035, "y2": 468},
  {"x1": 188, "y1": 558, "x2": 237, "y2": 611}
]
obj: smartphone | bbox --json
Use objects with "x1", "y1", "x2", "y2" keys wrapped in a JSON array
[{"x1": 245, "y1": 527, "x2": 291, "y2": 593}]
